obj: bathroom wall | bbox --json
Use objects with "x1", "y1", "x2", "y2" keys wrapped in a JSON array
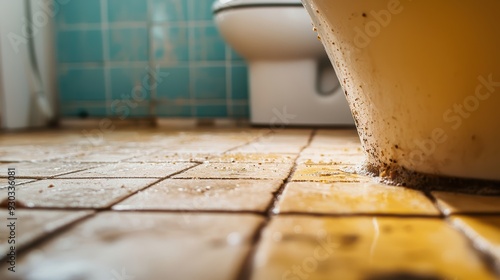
[{"x1": 56, "y1": 0, "x2": 249, "y2": 119}]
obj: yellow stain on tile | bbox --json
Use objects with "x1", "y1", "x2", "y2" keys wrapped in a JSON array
[
  {"x1": 291, "y1": 164, "x2": 372, "y2": 183},
  {"x1": 252, "y1": 216, "x2": 496, "y2": 280},
  {"x1": 277, "y1": 182, "x2": 439, "y2": 215},
  {"x1": 451, "y1": 215, "x2": 500, "y2": 263},
  {"x1": 432, "y1": 192, "x2": 500, "y2": 215}
]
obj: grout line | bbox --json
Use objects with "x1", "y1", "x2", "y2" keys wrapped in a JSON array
[
  {"x1": 276, "y1": 212, "x2": 443, "y2": 219},
  {"x1": 427, "y1": 189, "x2": 500, "y2": 276},
  {"x1": 100, "y1": 0, "x2": 112, "y2": 115},
  {"x1": 236, "y1": 129, "x2": 317, "y2": 280},
  {"x1": 187, "y1": 0, "x2": 196, "y2": 117},
  {"x1": 225, "y1": 44, "x2": 233, "y2": 117},
  {"x1": 443, "y1": 215, "x2": 500, "y2": 276},
  {"x1": 108, "y1": 209, "x2": 268, "y2": 215}
]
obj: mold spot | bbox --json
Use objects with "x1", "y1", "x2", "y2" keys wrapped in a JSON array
[
  {"x1": 340, "y1": 234, "x2": 359, "y2": 246},
  {"x1": 362, "y1": 13, "x2": 367, "y2": 17},
  {"x1": 78, "y1": 109, "x2": 89, "y2": 119}
]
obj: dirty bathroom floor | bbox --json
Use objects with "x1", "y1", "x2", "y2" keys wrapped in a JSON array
[{"x1": 0, "y1": 127, "x2": 499, "y2": 280}]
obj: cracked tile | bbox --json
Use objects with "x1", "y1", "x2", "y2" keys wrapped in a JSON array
[
  {"x1": 0, "y1": 212, "x2": 263, "y2": 280},
  {"x1": 0, "y1": 179, "x2": 157, "y2": 209},
  {"x1": 58, "y1": 162, "x2": 196, "y2": 178},
  {"x1": 277, "y1": 182, "x2": 439, "y2": 215},
  {"x1": 173, "y1": 163, "x2": 293, "y2": 180},
  {"x1": 114, "y1": 179, "x2": 283, "y2": 212},
  {"x1": 251, "y1": 216, "x2": 496, "y2": 280}
]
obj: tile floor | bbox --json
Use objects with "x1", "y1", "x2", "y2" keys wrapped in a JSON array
[{"x1": 0, "y1": 127, "x2": 499, "y2": 280}]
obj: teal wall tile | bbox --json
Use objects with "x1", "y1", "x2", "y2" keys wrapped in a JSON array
[
  {"x1": 231, "y1": 66, "x2": 249, "y2": 100},
  {"x1": 156, "y1": 104, "x2": 192, "y2": 117},
  {"x1": 110, "y1": 103, "x2": 151, "y2": 119},
  {"x1": 108, "y1": 0, "x2": 148, "y2": 22},
  {"x1": 57, "y1": 30, "x2": 103, "y2": 63},
  {"x1": 58, "y1": 68, "x2": 106, "y2": 101},
  {"x1": 109, "y1": 67, "x2": 150, "y2": 100},
  {"x1": 156, "y1": 67, "x2": 190, "y2": 100},
  {"x1": 193, "y1": 67, "x2": 226, "y2": 100},
  {"x1": 151, "y1": 25, "x2": 189, "y2": 62},
  {"x1": 56, "y1": 0, "x2": 250, "y2": 119},
  {"x1": 195, "y1": 105, "x2": 227, "y2": 118},
  {"x1": 192, "y1": 24, "x2": 226, "y2": 61},
  {"x1": 108, "y1": 27, "x2": 149, "y2": 61},
  {"x1": 151, "y1": 0, "x2": 188, "y2": 22},
  {"x1": 231, "y1": 104, "x2": 250, "y2": 118},
  {"x1": 60, "y1": 105, "x2": 108, "y2": 118},
  {"x1": 189, "y1": 0, "x2": 214, "y2": 20},
  {"x1": 56, "y1": 0, "x2": 102, "y2": 24}
]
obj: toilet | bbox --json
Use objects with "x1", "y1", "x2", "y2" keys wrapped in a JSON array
[{"x1": 212, "y1": 0, "x2": 354, "y2": 126}]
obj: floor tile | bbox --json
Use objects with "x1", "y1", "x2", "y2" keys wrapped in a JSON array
[
  {"x1": 114, "y1": 179, "x2": 283, "y2": 212},
  {"x1": 291, "y1": 164, "x2": 373, "y2": 183},
  {"x1": 232, "y1": 144, "x2": 305, "y2": 154},
  {"x1": 59, "y1": 146, "x2": 160, "y2": 163},
  {"x1": 231, "y1": 131, "x2": 311, "y2": 154},
  {"x1": 127, "y1": 152, "x2": 214, "y2": 163},
  {"x1": 0, "y1": 212, "x2": 263, "y2": 280},
  {"x1": 301, "y1": 145, "x2": 364, "y2": 155},
  {"x1": 433, "y1": 192, "x2": 500, "y2": 215},
  {"x1": 297, "y1": 153, "x2": 365, "y2": 165},
  {"x1": 0, "y1": 178, "x2": 157, "y2": 209},
  {"x1": 0, "y1": 162, "x2": 99, "y2": 179},
  {"x1": 158, "y1": 145, "x2": 234, "y2": 153},
  {"x1": 0, "y1": 210, "x2": 93, "y2": 256},
  {"x1": 277, "y1": 182, "x2": 439, "y2": 215},
  {"x1": 173, "y1": 163, "x2": 294, "y2": 180},
  {"x1": 210, "y1": 153, "x2": 296, "y2": 164},
  {"x1": 0, "y1": 145, "x2": 81, "y2": 162},
  {"x1": 58, "y1": 162, "x2": 196, "y2": 178},
  {"x1": 251, "y1": 216, "x2": 496, "y2": 280},
  {"x1": 451, "y1": 215, "x2": 500, "y2": 264}
]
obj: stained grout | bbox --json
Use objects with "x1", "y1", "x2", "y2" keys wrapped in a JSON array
[{"x1": 236, "y1": 129, "x2": 317, "y2": 280}]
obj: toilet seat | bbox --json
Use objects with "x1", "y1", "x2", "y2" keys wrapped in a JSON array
[{"x1": 213, "y1": 0, "x2": 303, "y2": 13}]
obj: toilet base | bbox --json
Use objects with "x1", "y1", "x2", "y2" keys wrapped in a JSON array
[{"x1": 248, "y1": 59, "x2": 354, "y2": 126}]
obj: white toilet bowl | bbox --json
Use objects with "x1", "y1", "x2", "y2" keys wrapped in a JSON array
[{"x1": 213, "y1": 0, "x2": 354, "y2": 126}]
